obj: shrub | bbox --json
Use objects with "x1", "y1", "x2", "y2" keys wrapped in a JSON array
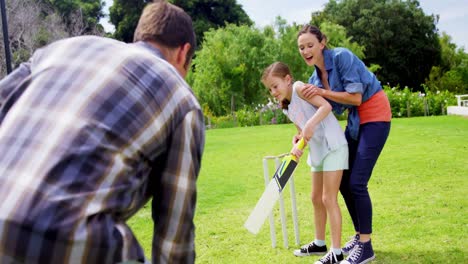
[
  {"x1": 211, "y1": 115, "x2": 237, "y2": 129},
  {"x1": 236, "y1": 108, "x2": 260, "y2": 127},
  {"x1": 383, "y1": 85, "x2": 456, "y2": 117},
  {"x1": 204, "y1": 86, "x2": 457, "y2": 130}
]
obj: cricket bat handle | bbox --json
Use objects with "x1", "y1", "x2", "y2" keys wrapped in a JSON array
[{"x1": 290, "y1": 137, "x2": 306, "y2": 161}]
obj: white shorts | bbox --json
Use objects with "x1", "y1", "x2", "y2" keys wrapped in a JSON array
[{"x1": 311, "y1": 145, "x2": 349, "y2": 172}]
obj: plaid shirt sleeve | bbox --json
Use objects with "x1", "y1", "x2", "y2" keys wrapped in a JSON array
[
  {"x1": 0, "y1": 61, "x2": 31, "y2": 108},
  {"x1": 151, "y1": 109, "x2": 204, "y2": 263}
]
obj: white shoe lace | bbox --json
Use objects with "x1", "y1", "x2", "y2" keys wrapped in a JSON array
[
  {"x1": 319, "y1": 251, "x2": 336, "y2": 263},
  {"x1": 301, "y1": 241, "x2": 314, "y2": 252},
  {"x1": 347, "y1": 243, "x2": 363, "y2": 262},
  {"x1": 344, "y1": 235, "x2": 358, "y2": 250}
]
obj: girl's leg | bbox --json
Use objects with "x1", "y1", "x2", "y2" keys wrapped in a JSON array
[
  {"x1": 312, "y1": 171, "x2": 326, "y2": 241},
  {"x1": 293, "y1": 171, "x2": 328, "y2": 257},
  {"x1": 322, "y1": 170, "x2": 343, "y2": 249}
]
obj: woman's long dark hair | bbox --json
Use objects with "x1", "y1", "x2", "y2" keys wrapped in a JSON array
[{"x1": 297, "y1": 24, "x2": 327, "y2": 43}]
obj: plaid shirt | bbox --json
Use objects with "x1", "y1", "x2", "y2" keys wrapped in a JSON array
[{"x1": 0, "y1": 36, "x2": 205, "y2": 263}]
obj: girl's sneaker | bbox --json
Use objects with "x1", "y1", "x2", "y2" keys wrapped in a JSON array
[
  {"x1": 314, "y1": 250, "x2": 344, "y2": 264},
  {"x1": 342, "y1": 234, "x2": 360, "y2": 255},
  {"x1": 341, "y1": 240, "x2": 375, "y2": 264},
  {"x1": 293, "y1": 241, "x2": 327, "y2": 256}
]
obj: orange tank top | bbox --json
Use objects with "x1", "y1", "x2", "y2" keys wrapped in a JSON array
[{"x1": 358, "y1": 90, "x2": 392, "y2": 124}]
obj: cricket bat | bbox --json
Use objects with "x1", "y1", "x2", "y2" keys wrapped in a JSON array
[{"x1": 244, "y1": 138, "x2": 306, "y2": 234}]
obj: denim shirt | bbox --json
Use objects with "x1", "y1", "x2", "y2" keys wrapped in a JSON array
[{"x1": 308, "y1": 48, "x2": 382, "y2": 140}]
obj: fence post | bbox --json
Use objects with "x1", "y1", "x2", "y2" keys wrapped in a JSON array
[
  {"x1": 406, "y1": 101, "x2": 411, "y2": 117},
  {"x1": 424, "y1": 98, "x2": 429, "y2": 116},
  {"x1": 0, "y1": 0, "x2": 12, "y2": 74}
]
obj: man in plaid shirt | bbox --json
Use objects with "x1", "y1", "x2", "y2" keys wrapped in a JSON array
[{"x1": 0, "y1": 1, "x2": 204, "y2": 263}]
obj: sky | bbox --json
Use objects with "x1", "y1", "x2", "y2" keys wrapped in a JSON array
[{"x1": 101, "y1": 0, "x2": 468, "y2": 49}]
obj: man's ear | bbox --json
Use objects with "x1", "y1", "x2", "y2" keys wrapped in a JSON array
[{"x1": 177, "y1": 43, "x2": 192, "y2": 67}]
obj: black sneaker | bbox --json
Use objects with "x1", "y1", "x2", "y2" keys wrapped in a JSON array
[
  {"x1": 342, "y1": 240, "x2": 375, "y2": 264},
  {"x1": 342, "y1": 234, "x2": 359, "y2": 255},
  {"x1": 314, "y1": 251, "x2": 344, "y2": 264},
  {"x1": 293, "y1": 241, "x2": 327, "y2": 256}
]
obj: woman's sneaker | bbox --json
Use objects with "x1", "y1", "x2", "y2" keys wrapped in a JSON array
[
  {"x1": 341, "y1": 240, "x2": 375, "y2": 264},
  {"x1": 342, "y1": 234, "x2": 360, "y2": 255},
  {"x1": 314, "y1": 250, "x2": 344, "y2": 264},
  {"x1": 293, "y1": 241, "x2": 327, "y2": 256}
]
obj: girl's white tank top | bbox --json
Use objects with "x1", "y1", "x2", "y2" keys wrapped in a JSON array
[{"x1": 284, "y1": 81, "x2": 347, "y2": 167}]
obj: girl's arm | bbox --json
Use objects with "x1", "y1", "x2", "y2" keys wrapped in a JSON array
[
  {"x1": 292, "y1": 124, "x2": 302, "y2": 144},
  {"x1": 299, "y1": 84, "x2": 362, "y2": 106}
]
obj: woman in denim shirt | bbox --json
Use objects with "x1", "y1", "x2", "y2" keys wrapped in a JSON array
[{"x1": 296, "y1": 24, "x2": 391, "y2": 264}]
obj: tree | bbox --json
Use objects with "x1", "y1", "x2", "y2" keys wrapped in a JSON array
[
  {"x1": 437, "y1": 33, "x2": 464, "y2": 73},
  {"x1": 109, "y1": 0, "x2": 252, "y2": 45},
  {"x1": 189, "y1": 19, "x2": 367, "y2": 116},
  {"x1": 0, "y1": 0, "x2": 70, "y2": 77},
  {"x1": 311, "y1": 0, "x2": 441, "y2": 91},
  {"x1": 267, "y1": 17, "x2": 309, "y2": 82},
  {"x1": 191, "y1": 24, "x2": 273, "y2": 116},
  {"x1": 43, "y1": 0, "x2": 105, "y2": 35},
  {"x1": 425, "y1": 33, "x2": 468, "y2": 94},
  {"x1": 172, "y1": 0, "x2": 252, "y2": 47},
  {"x1": 0, "y1": 0, "x2": 105, "y2": 77},
  {"x1": 108, "y1": 0, "x2": 148, "y2": 43}
]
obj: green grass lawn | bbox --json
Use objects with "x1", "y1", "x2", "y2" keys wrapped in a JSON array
[{"x1": 128, "y1": 115, "x2": 468, "y2": 263}]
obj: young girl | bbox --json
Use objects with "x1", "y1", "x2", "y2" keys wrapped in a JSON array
[{"x1": 261, "y1": 62, "x2": 348, "y2": 264}]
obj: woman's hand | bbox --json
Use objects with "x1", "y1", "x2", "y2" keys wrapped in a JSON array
[{"x1": 299, "y1": 84, "x2": 325, "y2": 100}]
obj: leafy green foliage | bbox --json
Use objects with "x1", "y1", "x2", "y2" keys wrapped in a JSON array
[
  {"x1": 437, "y1": 33, "x2": 463, "y2": 72},
  {"x1": 319, "y1": 21, "x2": 365, "y2": 59},
  {"x1": 45, "y1": 0, "x2": 105, "y2": 33},
  {"x1": 384, "y1": 85, "x2": 456, "y2": 117},
  {"x1": 235, "y1": 108, "x2": 260, "y2": 127},
  {"x1": 109, "y1": 0, "x2": 148, "y2": 42},
  {"x1": 200, "y1": 85, "x2": 456, "y2": 129},
  {"x1": 312, "y1": 0, "x2": 441, "y2": 91},
  {"x1": 191, "y1": 24, "x2": 274, "y2": 116},
  {"x1": 267, "y1": 17, "x2": 310, "y2": 82},
  {"x1": 109, "y1": 0, "x2": 251, "y2": 44},
  {"x1": 172, "y1": 0, "x2": 252, "y2": 48},
  {"x1": 191, "y1": 21, "x2": 367, "y2": 117},
  {"x1": 204, "y1": 103, "x2": 291, "y2": 129},
  {"x1": 425, "y1": 33, "x2": 468, "y2": 94}
]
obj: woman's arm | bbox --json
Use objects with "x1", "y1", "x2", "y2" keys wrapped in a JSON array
[
  {"x1": 299, "y1": 84, "x2": 362, "y2": 106},
  {"x1": 296, "y1": 86, "x2": 333, "y2": 142}
]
